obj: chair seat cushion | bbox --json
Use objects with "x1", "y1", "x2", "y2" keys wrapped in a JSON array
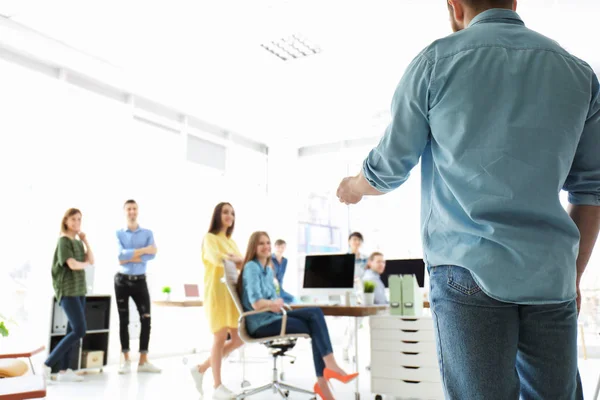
[{"x1": 0, "y1": 359, "x2": 28, "y2": 378}]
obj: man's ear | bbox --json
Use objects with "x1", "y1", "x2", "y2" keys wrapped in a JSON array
[
  {"x1": 513, "y1": 0, "x2": 518, "y2": 11},
  {"x1": 448, "y1": 0, "x2": 465, "y2": 23}
]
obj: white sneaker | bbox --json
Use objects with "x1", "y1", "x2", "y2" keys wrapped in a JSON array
[
  {"x1": 56, "y1": 369, "x2": 84, "y2": 382},
  {"x1": 190, "y1": 366, "x2": 205, "y2": 395},
  {"x1": 212, "y1": 385, "x2": 235, "y2": 399},
  {"x1": 118, "y1": 360, "x2": 131, "y2": 375},
  {"x1": 42, "y1": 365, "x2": 52, "y2": 383},
  {"x1": 137, "y1": 361, "x2": 161, "y2": 373}
]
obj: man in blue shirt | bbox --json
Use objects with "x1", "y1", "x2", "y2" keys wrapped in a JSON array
[
  {"x1": 115, "y1": 199, "x2": 161, "y2": 374},
  {"x1": 271, "y1": 239, "x2": 297, "y2": 304},
  {"x1": 337, "y1": 1, "x2": 600, "y2": 399}
]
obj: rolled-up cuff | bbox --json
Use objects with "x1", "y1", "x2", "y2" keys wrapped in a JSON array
[{"x1": 568, "y1": 192, "x2": 600, "y2": 206}]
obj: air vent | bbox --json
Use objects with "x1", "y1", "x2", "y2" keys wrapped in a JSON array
[{"x1": 260, "y1": 34, "x2": 321, "y2": 61}]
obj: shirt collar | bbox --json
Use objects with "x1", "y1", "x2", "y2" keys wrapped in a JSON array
[
  {"x1": 468, "y1": 9, "x2": 524, "y2": 28},
  {"x1": 126, "y1": 225, "x2": 141, "y2": 233}
]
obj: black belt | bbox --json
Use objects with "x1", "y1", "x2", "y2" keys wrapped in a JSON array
[{"x1": 117, "y1": 273, "x2": 146, "y2": 281}]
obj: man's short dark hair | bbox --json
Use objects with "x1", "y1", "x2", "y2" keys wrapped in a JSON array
[
  {"x1": 348, "y1": 232, "x2": 364, "y2": 242},
  {"x1": 275, "y1": 239, "x2": 286, "y2": 246},
  {"x1": 124, "y1": 199, "x2": 137, "y2": 207},
  {"x1": 459, "y1": 0, "x2": 513, "y2": 11}
]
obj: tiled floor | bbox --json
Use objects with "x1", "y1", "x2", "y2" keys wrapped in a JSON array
[{"x1": 43, "y1": 340, "x2": 600, "y2": 400}]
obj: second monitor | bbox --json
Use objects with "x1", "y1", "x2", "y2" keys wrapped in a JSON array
[
  {"x1": 380, "y1": 258, "x2": 426, "y2": 288},
  {"x1": 302, "y1": 254, "x2": 355, "y2": 296}
]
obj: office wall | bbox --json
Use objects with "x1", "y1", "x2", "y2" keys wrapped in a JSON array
[{"x1": 0, "y1": 57, "x2": 268, "y2": 361}]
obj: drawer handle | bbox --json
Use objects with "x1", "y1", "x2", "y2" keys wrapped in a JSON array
[
  {"x1": 402, "y1": 366, "x2": 420, "y2": 370},
  {"x1": 402, "y1": 352, "x2": 419, "y2": 355},
  {"x1": 402, "y1": 380, "x2": 420, "y2": 385},
  {"x1": 401, "y1": 341, "x2": 418, "y2": 344},
  {"x1": 401, "y1": 330, "x2": 418, "y2": 333},
  {"x1": 401, "y1": 318, "x2": 418, "y2": 322}
]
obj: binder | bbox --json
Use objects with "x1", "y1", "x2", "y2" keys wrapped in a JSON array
[
  {"x1": 401, "y1": 274, "x2": 423, "y2": 317},
  {"x1": 388, "y1": 275, "x2": 403, "y2": 316}
]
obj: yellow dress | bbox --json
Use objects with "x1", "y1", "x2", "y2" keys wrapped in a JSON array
[{"x1": 202, "y1": 232, "x2": 241, "y2": 333}]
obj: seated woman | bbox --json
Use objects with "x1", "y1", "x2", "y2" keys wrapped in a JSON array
[
  {"x1": 362, "y1": 252, "x2": 388, "y2": 305},
  {"x1": 238, "y1": 231, "x2": 358, "y2": 400}
]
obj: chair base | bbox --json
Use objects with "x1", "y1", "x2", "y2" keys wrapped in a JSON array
[{"x1": 236, "y1": 381, "x2": 316, "y2": 400}]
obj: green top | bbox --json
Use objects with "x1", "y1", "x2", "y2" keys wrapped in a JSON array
[{"x1": 52, "y1": 236, "x2": 87, "y2": 302}]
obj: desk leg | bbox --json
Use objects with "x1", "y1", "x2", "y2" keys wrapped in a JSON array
[{"x1": 354, "y1": 317, "x2": 360, "y2": 400}]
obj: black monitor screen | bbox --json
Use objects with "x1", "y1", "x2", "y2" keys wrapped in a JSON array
[
  {"x1": 381, "y1": 259, "x2": 425, "y2": 288},
  {"x1": 303, "y1": 254, "x2": 355, "y2": 289}
]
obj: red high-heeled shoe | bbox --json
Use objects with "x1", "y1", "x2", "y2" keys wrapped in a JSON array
[
  {"x1": 323, "y1": 368, "x2": 359, "y2": 384},
  {"x1": 314, "y1": 382, "x2": 325, "y2": 399},
  {"x1": 314, "y1": 382, "x2": 336, "y2": 400}
]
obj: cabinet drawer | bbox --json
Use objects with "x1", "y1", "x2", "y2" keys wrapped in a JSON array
[
  {"x1": 371, "y1": 328, "x2": 436, "y2": 342},
  {"x1": 372, "y1": 350, "x2": 438, "y2": 368},
  {"x1": 372, "y1": 377, "x2": 444, "y2": 399},
  {"x1": 370, "y1": 316, "x2": 434, "y2": 331},
  {"x1": 371, "y1": 365, "x2": 441, "y2": 383},
  {"x1": 371, "y1": 339, "x2": 435, "y2": 353}
]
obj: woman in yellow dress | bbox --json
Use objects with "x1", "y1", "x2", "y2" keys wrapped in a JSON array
[{"x1": 190, "y1": 202, "x2": 244, "y2": 399}]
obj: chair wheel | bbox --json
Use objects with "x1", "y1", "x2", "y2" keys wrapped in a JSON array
[
  {"x1": 375, "y1": 395, "x2": 383, "y2": 400},
  {"x1": 284, "y1": 390, "x2": 290, "y2": 397},
  {"x1": 241, "y1": 380, "x2": 251, "y2": 388}
]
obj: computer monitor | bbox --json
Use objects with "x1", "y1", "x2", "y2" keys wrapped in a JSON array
[
  {"x1": 301, "y1": 254, "x2": 355, "y2": 296},
  {"x1": 381, "y1": 259, "x2": 425, "y2": 288}
]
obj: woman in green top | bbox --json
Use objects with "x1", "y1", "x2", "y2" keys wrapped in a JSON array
[{"x1": 43, "y1": 208, "x2": 95, "y2": 383}]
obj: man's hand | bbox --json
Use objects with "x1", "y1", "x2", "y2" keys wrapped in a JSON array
[
  {"x1": 78, "y1": 232, "x2": 87, "y2": 242},
  {"x1": 269, "y1": 298, "x2": 284, "y2": 313},
  {"x1": 120, "y1": 255, "x2": 142, "y2": 265},
  {"x1": 337, "y1": 176, "x2": 364, "y2": 205}
]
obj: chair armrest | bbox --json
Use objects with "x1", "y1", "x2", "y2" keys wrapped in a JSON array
[{"x1": 238, "y1": 306, "x2": 289, "y2": 337}]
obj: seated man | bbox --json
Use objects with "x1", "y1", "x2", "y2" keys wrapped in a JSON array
[
  {"x1": 239, "y1": 231, "x2": 358, "y2": 400},
  {"x1": 271, "y1": 239, "x2": 297, "y2": 304},
  {"x1": 362, "y1": 252, "x2": 387, "y2": 305}
]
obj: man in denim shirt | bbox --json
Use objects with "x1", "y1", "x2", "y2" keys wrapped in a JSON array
[{"x1": 337, "y1": 1, "x2": 600, "y2": 399}]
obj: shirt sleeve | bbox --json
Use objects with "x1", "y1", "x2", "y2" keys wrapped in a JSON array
[
  {"x1": 243, "y1": 262, "x2": 264, "y2": 307},
  {"x1": 117, "y1": 232, "x2": 134, "y2": 261},
  {"x1": 563, "y1": 72, "x2": 600, "y2": 206},
  {"x1": 57, "y1": 237, "x2": 75, "y2": 267},
  {"x1": 202, "y1": 234, "x2": 225, "y2": 267},
  {"x1": 363, "y1": 53, "x2": 433, "y2": 193},
  {"x1": 140, "y1": 231, "x2": 156, "y2": 262}
]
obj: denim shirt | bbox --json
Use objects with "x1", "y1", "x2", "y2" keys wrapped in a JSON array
[
  {"x1": 362, "y1": 9, "x2": 600, "y2": 304},
  {"x1": 241, "y1": 260, "x2": 281, "y2": 335},
  {"x1": 117, "y1": 226, "x2": 155, "y2": 275}
]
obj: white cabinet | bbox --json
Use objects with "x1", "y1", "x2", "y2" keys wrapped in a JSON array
[{"x1": 370, "y1": 315, "x2": 444, "y2": 400}]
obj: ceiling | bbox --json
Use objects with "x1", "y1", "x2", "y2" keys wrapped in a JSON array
[{"x1": 0, "y1": 0, "x2": 598, "y2": 147}]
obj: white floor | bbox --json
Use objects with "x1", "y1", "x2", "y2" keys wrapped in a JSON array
[{"x1": 43, "y1": 340, "x2": 600, "y2": 400}]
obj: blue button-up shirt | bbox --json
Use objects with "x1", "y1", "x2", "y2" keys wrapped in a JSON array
[
  {"x1": 241, "y1": 260, "x2": 281, "y2": 335},
  {"x1": 117, "y1": 226, "x2": 156, "y2": 275},
  {"x1": 363, "y1": 9, "x2": 600, "y2": 304}
]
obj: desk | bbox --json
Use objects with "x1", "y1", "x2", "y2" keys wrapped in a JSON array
[
  {"x1": 0, "y1": 375, "x2": 46, "y2": 400},
  {"x1": 291, "y1": 305, "x2": 387, "y2": 399},
  {"x1": 152, "y1": 300, "x2": 203, "y2": 307}
]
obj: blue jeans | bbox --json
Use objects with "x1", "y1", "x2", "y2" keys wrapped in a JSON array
[
  {"x1": 45, "y1": 296, "x2": 87, "y2": 371},
  {"x1": 253, "y1": 308, "x2": 333, "y2": 377},
  {"x1": 429, "y1": 265, "x2": 582, "y2": 400}
]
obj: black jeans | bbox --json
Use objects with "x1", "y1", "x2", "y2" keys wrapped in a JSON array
[{"x1": 114, "y1": 273, "x2": 151, "y2": 354}]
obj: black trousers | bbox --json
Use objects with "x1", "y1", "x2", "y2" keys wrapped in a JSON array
[{"x1": 114, "y1": 273, "x2": 151, "y2": 354}]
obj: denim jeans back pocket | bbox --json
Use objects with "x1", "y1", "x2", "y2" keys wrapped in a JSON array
[{"x1": 447, "y1": 265, "x2": 482, "y2": 296}]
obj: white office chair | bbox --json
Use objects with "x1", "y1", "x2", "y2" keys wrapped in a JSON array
[{"x1": 222, "y1": 277, "x2": 316, "y2": 399}]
